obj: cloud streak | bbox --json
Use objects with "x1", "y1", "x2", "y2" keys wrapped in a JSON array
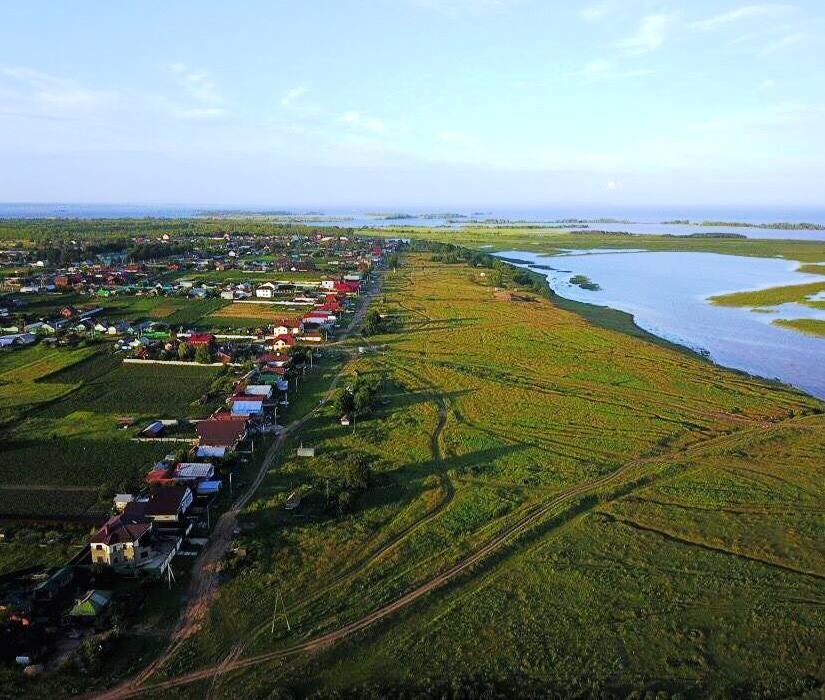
[
  {"x1": 690, "y1": 4, "x2": 793, "y2": 31},
  {"x1": 618, "y1": 14, "x2": 671, "y2": 54}
]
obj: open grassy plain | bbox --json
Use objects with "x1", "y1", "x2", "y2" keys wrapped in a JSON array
[
  {"x1": 710, "y1": 280, "x2": 825, "y2": 309},
  {"x1": 110, "y1": 254, "x2": 825, "y2": 699},
  {"x1": 372, "y1": 225, "x2": 825, "y2": 263}
]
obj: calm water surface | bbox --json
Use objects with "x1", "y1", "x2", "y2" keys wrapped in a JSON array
[{"x1": 498, "y1": 250, "x2": 825, "y2": 399}]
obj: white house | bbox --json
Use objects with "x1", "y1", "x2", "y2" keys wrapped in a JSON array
[{"x1": 256, "y1": 283, "x2": 277, "y2": 299}]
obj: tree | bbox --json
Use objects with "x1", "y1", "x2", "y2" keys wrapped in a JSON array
[
  {"x1": 177, "y1": 341, "x2": 190, "y2": 360},
  {"x1": 361, "y1": 309, "x2": 384, "y2": 336},
  {"x1": 336, "y1": 388, "x2": 355, "y2": 417},
  {"x1": 194, "y1": 344, "x2": 213, "y2": 364}
]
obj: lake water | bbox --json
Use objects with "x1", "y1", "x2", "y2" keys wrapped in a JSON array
[
  {"x1": 2, "y1": 203, "x2": 825, "y2": 240},
  {"x1": 498, "y1": 250, "x2": 825, "y2": 400}
]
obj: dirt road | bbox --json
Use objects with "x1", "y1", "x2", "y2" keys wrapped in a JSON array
[{"x1": 103, "y1": 278, "x2": 383, "y2": 696}]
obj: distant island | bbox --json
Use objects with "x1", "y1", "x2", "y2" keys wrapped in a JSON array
[{"x1": 661, "y1": 219, "x2": 825, "y2": 231}]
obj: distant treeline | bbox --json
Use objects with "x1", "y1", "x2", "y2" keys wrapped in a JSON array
[
  {"x1": 0, "y1": 218, "x2": 355, "y2": 245},
  {"x1": 701, "y1": 221, "x2": 825, "y2": 230},
  {"x1": 660, "y1": 220, "x2": 825, "y2": 231}
]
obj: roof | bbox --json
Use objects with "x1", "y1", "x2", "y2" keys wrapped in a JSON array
[
  {"x1": 70, "y1": 590, "x2": 112, "y2": 617},
  {"x1": 173, "y1": 463, "x2": 214, "y2": 480},
  {"x1": 196, "y1": 417, "x2": 248, "y2": 446},
  {"x1": 186, "y1": 333, "x2": 215, "y2": 345},
  {"x1": 243, "y1": 384, "x2": 273, "y2": 397},
  {"x1": 142, "y1": 486, "x2": 191, "y2": 516},
  {"x1": 91, "y1": 515, "x2": 151, "y2": 546}
]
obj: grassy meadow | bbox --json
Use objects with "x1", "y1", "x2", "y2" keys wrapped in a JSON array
[
  {"x1": 710, "y1": 280, "x2": 825, "y2": 308},
  {"x1": 132, "y1": 254, "x2": 825, "y2": 699},
  {"x1": 371, "y1": 224, "x2": 825, "y2": 263}
]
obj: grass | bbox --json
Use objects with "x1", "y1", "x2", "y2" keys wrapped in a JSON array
[
  {"x1": 124, "y1": 254, "x2": 825, "y2": 699},
  {"x1": 773, "y1": 318, "x2": 825, "y2": 337},
  {"x1": 709, "y1": 280, "x2": 825, "y2": 308},
  {"x1": 0, "y1": 345, "x2": 227, "y2": 519},
  {"x1": 370, "y1": 224, "x2": 825, "y2": 263}
]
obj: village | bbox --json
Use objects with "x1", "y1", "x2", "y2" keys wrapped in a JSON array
[{"x1": 0, "y1": 228, "x2": 398, "y2": 675}]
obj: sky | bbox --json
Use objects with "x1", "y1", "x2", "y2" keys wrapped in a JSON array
[{"x1": 1, "y1": 0, "x2": 824, "y2": 209}]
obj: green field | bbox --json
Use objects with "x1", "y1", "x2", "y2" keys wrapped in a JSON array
[
  {"x1": 774, "y1": 318, "x2": 825, "y2": 337},
  {"x1": 371, "y1": 224, "x2": 825, "y2": 263},
  {"x1": 95, "y1": 254, "x2": 823, "y2": 699},
  {"x1": 710, "y1": 280, "x2": 825, "y2": 309},
  {"x1": 0, "y1": 345, "x2": 226, "y2": 519}
]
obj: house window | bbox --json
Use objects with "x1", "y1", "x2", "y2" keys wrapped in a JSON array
[{"x1": 95, "y1": 544, "x2": 103, "y2": 550}]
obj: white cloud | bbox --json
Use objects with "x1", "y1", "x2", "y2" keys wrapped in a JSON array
[
  {"x1": 579, "y1": 4, "x2": 608, "y2": 22},
  {"x1": 762, "y1": 31, "x2": 807, "y2": 53},
  {"x1": 690, "y1": 4, "x2": 792, "y2": 31},
  {"x1": 618, "y1": 14, "x2": 671, "y2": 54},
  {"x1": 0, "y1": 65, "x2": 117, "y2": 115},
  {"x1": 606, "y1": 180, "x2": 621, "y2": 191},
  {"x1": 280, "y1": 85, "x2": 309, "y2": 108},
  {"x1": 169, "y1": 63, "x2": 220, "y2": 104},
  {"x1": 341, "y1": 111, "x2": 386, "y2": 134},
  {"x1": 173, "y1": 106, "x2": 228, "y2": 121}
]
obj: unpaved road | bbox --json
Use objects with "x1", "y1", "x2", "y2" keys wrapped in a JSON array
[
  {"x1": 93, "y1": 413, "x2": 790, "y2": 700},
  {"x1": 101, "y1": 279, "x2": 383, "y2": 697}
]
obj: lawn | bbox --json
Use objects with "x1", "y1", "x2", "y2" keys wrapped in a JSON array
[{"x1": 127, "y1": 254, "x2": 824, "y2": 699}]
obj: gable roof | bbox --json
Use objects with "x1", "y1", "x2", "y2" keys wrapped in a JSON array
[
  {"x1": 196, "y1": 417, "x2": 248, "y2": 446},
  {"x1": 91, "y1": 514, "x2": 151, "y2": 546}
]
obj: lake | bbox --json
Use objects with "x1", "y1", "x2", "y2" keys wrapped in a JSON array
[
  {"x1": 498, "y1": 250, "x2": 825, "y2": 400},
  {"x1": 3, "y1": 204, "x2": 825, "y2": 240}
]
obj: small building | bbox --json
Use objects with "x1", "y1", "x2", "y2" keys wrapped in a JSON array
[
  {"x1": 113, "y1": 493, "x2": 134, "y2": 512},
  {"x1": 296, "y1": 445, "x2": 315, "y2": 458},
  {"x1": 172, "y1": 462, "x2": 215, "y2": 483},
  {"x1": 230, "y1": 395, "x2": 265, "y2": 417},
  {"x1": 69, "y1": 590, "x2": 112, "y2": 619}
]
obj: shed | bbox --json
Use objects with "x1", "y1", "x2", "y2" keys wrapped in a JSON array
[
  {"x1": 296, "y1": 445, "x2": 315, "y2": 458},
  {"x1": 69, "y1": 590, "x2": 112, "y2": 618},
  {"x1": 196, "y1": 480, "x2": 222, "y2": 496},
  {"x1": 244, "y1": 384, "x2": 273, "y2": 398}
]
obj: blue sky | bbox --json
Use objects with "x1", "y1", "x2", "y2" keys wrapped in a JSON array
[{"x1": 1, "y1": 1, "x2": 824, "y2": 208}]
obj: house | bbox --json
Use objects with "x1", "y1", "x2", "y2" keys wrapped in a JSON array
[
  {"x1": 186, "y1": 333, "x2": 215, "y2": 347},
  {"x1": 171, "y1": 462, "x2": 215, "y2": 483},
  {"x1": 302, "y1": 330, "x2": 325, "y2": 343},
  {"x1": 127, "y1": 486, "x2": 194, "y2": 523},
  {"x1": 90, "y1": 515, "x2": 153, "y2": 570},
  {"x1": 243, "y1": 384, "x2": 273, "y2": 399},
  {"x1": 196, "y1": 416, "x2": 248, "y2": 451},
  {"x1": 113, "y1": 493, "x2": 134, "y2": 512},
  {"x1": 69, "y1": 590, "x2": 112, "y2": 619},
  {"x1": 257, "y1": 352, "x2": 291, "y2": 368},
  {"x1": 0, "y1": 333, "x2": 36, "y2": 348},
  {"x1": 272, "y1": 319, "x2": 302, "y2": 336},
  {"x1": 230, "y1": 394, "x2": 265, "y2": 417},
  {"x1": 269, "y1": 334, "x2": 296, "y2": 351},
  {"x1": 255, "y1": 282, "x2": 276, "y2": 299}
]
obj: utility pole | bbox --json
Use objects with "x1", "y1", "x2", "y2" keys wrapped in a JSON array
[{"x1": 270, "y1": 583, "x2": 292, "y2": 635}]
